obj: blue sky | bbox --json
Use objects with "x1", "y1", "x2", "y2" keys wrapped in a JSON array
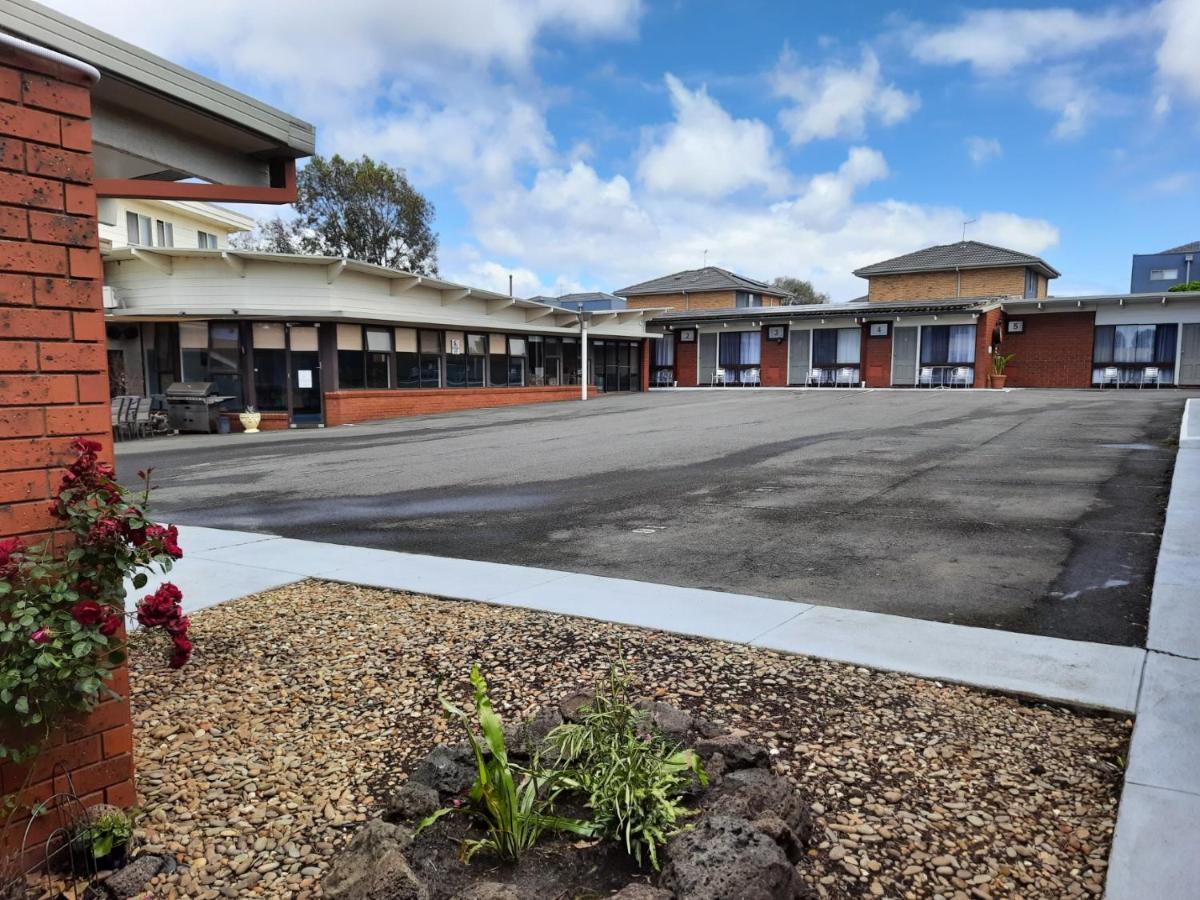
[{"x1": 51, "y1": 0, "x2": 1200, "y2": 300}]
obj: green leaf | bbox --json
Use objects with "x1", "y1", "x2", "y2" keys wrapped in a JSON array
[
  {"x1": 132, "y1": 573, "x2": 147, "y2": 589},
  {"x1": 14, "y1": 696, "x2": 28, "y2": 714}
]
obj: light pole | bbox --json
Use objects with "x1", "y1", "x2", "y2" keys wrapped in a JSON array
[{"x1": 577, "y1": 308, "x2": 592, "y2": 401}]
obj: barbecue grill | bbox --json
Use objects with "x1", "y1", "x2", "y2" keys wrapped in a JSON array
[{"x1": 164, "y1": 382, "x2": 234, "y2": 433}]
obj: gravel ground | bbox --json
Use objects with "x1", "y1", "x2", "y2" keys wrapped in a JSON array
[{"x1": 127, "y1": 581, "x2": 1130, "y2": 899}]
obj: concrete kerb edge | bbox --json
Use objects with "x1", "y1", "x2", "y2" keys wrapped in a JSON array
[{"x1": 1105, "y1": 401, "x2": 1200, "y2": 899}]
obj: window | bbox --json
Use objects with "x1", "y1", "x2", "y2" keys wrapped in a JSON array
[
  {"x1": 198, "y1": 231, "x2": 218, "y2": 249},
  {"x1": 651, "y1": 335, "x2": 675, "y2": 386},
  {"x1": 1150, "y1": 268, "x2": 1179, "y2": 282},
  {"x1": 717, "y1": 331, "x2": 762, "y2": 385},
  {"x1": 126, "y1": 212, "x2": 153, "y2": 246},
  {"x1": 561, "y1": 337, "x2": 581, "y2": 385},
  {"x1": 252, "y1": 323, "x2": 287, "y2": 411},
  {"x1": 920, "y1": 324, "x2": 976, "y2": 365},
  {"x1": 396, "y1": 328, "x2": 419, "y2": 387},
  {"x1": 466, "y1": 333, "x2": 486, "y2": 386},
  {"x1": 179, "y1": 321, "x2": 243, "y2": 405},
  {"x1": 336, "y1": 323, "x2": 365, "y2": 388},
  {"x1": 488, "y1": 333, "x2": 509, "y2": 386},
  {"x1": 507, "y1": 336, "x2": 526, "y2": 386},
  {"x1": 1024, "y1": 268, "x2": 1038, "y2": 298},
  {"x1": 735, "y1": 291, "x2": 760, "y2": 308},
  {"x1": 155, "y1": 220, "x2": 174, "y2": 248},
  {"x1": 1093, "y1": 323, "x2": 1177, "y2": 384},
  {"x1": 812, "y1": 328, "x2": 862, "y2": 366},
  {"x1": 419, "y1": 330, "x2": 442, "y2": 387},
  {"x1": 365, "y1": 328, "x2": 392, "y2": 388}
]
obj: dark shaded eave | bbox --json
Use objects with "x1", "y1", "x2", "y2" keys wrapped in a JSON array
[{"x1": 648, "y1": 297, "x2": 1001, "y2": 327}]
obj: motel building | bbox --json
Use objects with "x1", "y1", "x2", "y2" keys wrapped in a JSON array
[
  {"x1": 639, "y1": 243, "x2": 1200, "y2": 391},
  {"x1": 99, "y1": 199, "x2": 660, "y2": 429}
]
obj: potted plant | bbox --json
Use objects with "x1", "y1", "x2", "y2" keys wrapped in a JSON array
[
  {"x1": 989, "y1": 352, "x2": 1015, "y2": 389},
  {"x1": 76, "y1": 806, "x2": 135, "y2": 872},
  {"x1": 238, "y1": 404, "x2": 262, "y2": 434}
]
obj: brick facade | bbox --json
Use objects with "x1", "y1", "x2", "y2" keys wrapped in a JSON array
[
  {"x1": 0, "y1": 45, "x2": 136, "y2": 868},
  {"x1": 674, "y1": 333, "x2": 697, "y2": 386},
  {"x1": 974, "y1": 308, "x2": 1003, "y2": 387},
  {"x1": 867, "y1": 267, "x2": 1044, "y2": 302},
  {"x1": 1001, "y1": 311, "x2": 1096, "y2": 388},
  {"x1": 324, "y1": 384, "x2": 600, "y2": 426},
  {"x1": 625, "y1": 290, "x2": 782, "y2": 312}
]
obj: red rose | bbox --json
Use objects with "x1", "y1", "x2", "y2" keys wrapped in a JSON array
[
  {"x1": 136, "y1": 583, "x2": 184, "y2": 629},
  {"x1": 0, "y1": 537, "x2": 24, "y2": 580},
  {"x1": 70, "y1": 437, "x2": 103, "y2": 456},
  {"x1": 71, "y1": 600, "x2": 105, "y2": 626},
  {"x1": 168, "y1": 634, "x2": 193, "y2": 669},
  {"x1": 76, "y1": 579, "x2": 97, "y2": 597},
  {"x1": 99, "y1": 614, "x2": 122, "y2": 637},
  {"x1": 31, "y1": 627, "x2": 52, "y2": 644},
  {"x1": 165, "y1": 614, "x2": 190, "y2": 636}
]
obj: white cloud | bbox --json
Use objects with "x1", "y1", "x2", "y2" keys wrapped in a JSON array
[
  {"x1": 772, "y1": 49, "x2": 919, "y2": 145},
  {"x1": 910, "y1": 7, "x2": 1134, "y2": 75},
  {"x1": 965, "y1": 137, "x2": 1002, "y2": 166},
  {"x1": 1032, "y1": 68, "x2": 1113, "y2": 140},
  {"x1": 462, "y1": 149, "x2": 1058, "y2": 300},
  {"x1": 1147, "y1": 172, "x2": 1197, "y2": 195},
  {"x1": 637, "y1": 75, "x2": 788, "y2": 197},
  {"x1": 1155, "y1": 0, "x2": 1200, "y2": 104}
]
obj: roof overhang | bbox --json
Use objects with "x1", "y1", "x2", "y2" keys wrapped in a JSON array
[
  {"x1": 853, "y1": 261, "x2": 1060, "y2": 279},
  {"x1": 1001, "y1": 290, "x2": 1200, "y2": 312},
  {"x1": 1, "y1": 1, "x2": 315, "y2": 204},
  {"x1": 647, "y1": 298, "x2": 1000, "y2": 327}
]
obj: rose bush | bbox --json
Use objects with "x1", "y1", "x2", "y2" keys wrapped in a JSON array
[{"x1": 0, "y1": 438, "x2": 190, "y2": 764}]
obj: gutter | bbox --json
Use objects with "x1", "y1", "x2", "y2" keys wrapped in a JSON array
[{"x1": 0, "y1": 30, "x2": 100, "y2": 83}]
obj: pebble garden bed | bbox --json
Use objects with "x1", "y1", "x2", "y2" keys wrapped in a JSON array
[{"x1": 126, "y1": 580, "x2": 1130, "y2": 898}]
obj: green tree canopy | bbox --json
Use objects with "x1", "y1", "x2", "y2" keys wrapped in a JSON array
[
  {"x1": 1168, "y1": 280, "x2": 1200, "y2": 292},
  {"x1": 771, "y1": 276, "x2": 829, "y2": 305},
  {"x1": 234, "y1": 154, "x2": 438, "y2": 275}
]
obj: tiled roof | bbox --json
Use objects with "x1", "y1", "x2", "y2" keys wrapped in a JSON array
[
  {"x1": 853, "y1": 240, "x2": 1060, "y2": 279},
  {"x1": 615, "y1": 266, "x2": 790, "y2": 298},
  {"x1": 1160, "y1": 241, "x2": 1200, "y2": 254}
]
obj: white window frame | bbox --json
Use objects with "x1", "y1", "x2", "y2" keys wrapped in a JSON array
[
  {"x1": 198, "y1": 230, "x2": 218, "y2": 249},
  {"x1": 1150, "y1": 268, "x2": 1179, "y2": 281},
  {"x1": 155, "y1": 219, "x2": 174, "y2": 248},
  {"x1": 126, "y1": 212, "x2": 153, "y2": 246}
]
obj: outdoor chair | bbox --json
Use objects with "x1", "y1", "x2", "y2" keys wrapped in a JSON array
[
  {"x1": 110, "y1": 397, "x2": 125, "y2": 441},
  {"x1": 948, "y1": 367, "x2": 973, "y2": 388},
  {"x1": 806, "y1": 368, "x2": 826, "y2": 387},
  {"x1": 1140, "y1": 367, "x2": 1161, "y2": 389},
  {"x1": 133, "y1": 396, "x2": 152, "y2": 436},
  {"x1": 918, "y1": 366, "x2": 937, "y2": 388},
  {"x1": 742, "y1": 367, "x2": 761, "y2": 386},
  {"x1": 1100, "y1": 367, "x2": 1121, "y2": 389},
  {"x1": 834, "y1": 367, "x2": 857, "y2": 388},
  {"x1": 710, "y1": 367, "x2": 726, "y2": 387}
]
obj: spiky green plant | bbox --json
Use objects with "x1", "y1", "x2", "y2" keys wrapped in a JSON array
[
  {"x1": 546, "y1": 662, "x2": 707, "y2": 869},
  {"x1": 418, "y1": 665, "x2": 592, "y2": 863}
]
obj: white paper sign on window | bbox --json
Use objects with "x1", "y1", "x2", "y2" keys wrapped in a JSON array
[
  {"x1": 298, "y1": 370, "x2": 313, "y2": 388},
  {"x1": 450, "y1": 338, "x2": 463, "y2": 355}
]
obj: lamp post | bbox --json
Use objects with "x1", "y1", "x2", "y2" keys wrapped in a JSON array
[{"x1": 577, "y1": 308, "x2": 592, "y2": 401}]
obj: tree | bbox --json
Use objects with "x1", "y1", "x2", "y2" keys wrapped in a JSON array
[
  {"x1": 772, "y1": 276, "x2": 829, "y2": 305},
  {"x1": 232, "y1": 154, "x2": 438, "y2": 275}
]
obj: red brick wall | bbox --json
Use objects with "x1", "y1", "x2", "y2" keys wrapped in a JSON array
[
  {"x1": 863, "y1": 325, "x2": 892, "y2": 387},
  {"x1": 674, "y1": 334, "x2": 697, "y2": 387},
  {"x1": 1002, "y1": 311, "x2": 1095, "y2": 388},
  {"x1": 760, "y1": 326, "x2": 788, "y2": 386},
  {"x1": 974, "y1": 309, "x2": 1003, "y2": 387},
  {"x1": 0, "y1": 46, "x2": 136, "y2": 867},
  {"x1": 639, "y1": 339, "x2": 651, "y2": 392},
  {"x1": 324, "y1": 384, "x2": 600, "y2": 426}
]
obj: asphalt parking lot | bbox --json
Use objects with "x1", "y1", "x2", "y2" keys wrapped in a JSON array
[{"x1": 116, "y1": 389, "x2": 1195, "y2": 646}]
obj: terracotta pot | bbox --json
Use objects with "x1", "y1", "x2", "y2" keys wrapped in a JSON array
[
  {"x1": 238, "y1": 411, "x2": 262, "y2": 433},
  {"x1": 989, "y1": 374, "x2": 1007, "y2": 389}
]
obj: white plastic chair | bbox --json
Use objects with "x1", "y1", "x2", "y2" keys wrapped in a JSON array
[
  {"x1": 918, "y1": 367, "x2": 936, "y2": 388},
  {"x1": 835, "y1": 367, "x2": 856, "y2": 388},
  {"x1": 948, "y1": 367, "x2": 973, "y2": 388},
  {"x1": 710, "y1": 366, "x2": 726, "y2": 387},
  {"x1": 743, "y1": 367, "x2": 760, "y2": 386},
  {"x1": 1100, "y1": 366, "x2": 1121, "y2": 389},
  {"x1": 1140, "y1": 367, "x2": 1160, "y2": 389},
  {"x1": 806, "y1": 368, "x2": 825, "y2": 387}
]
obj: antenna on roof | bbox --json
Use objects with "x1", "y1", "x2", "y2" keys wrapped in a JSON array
[
  {"x1": 703, "y1": 249, "x2": 708, "y2": 267},
  {"x1": 961, "y1": 219, "x2": 977, "y2": 242},
  {"x1": 508, "y1": 273, "x2": 513, "y2": 298}
]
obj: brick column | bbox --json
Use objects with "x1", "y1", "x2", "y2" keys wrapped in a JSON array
[
  {"x1": 974, "y1": 309, "x2": 1003, "y2": 388},
  {"x1": 760, "y1": 325, "x2": 788, "y2": 386},
  {"x1": 863, "y1": 323, "x2": 893, "y2": 387},
  {"x1": 674, "y1": 333, "x2": 697, "y2": 386},
  {"x1": 0, "y1": 43, "x2": 135, "y2": 866},
  {"x1": 639, "y1": 338, "x2": 651, "y2": 391}
]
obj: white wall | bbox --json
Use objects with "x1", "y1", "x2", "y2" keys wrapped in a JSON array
[
  {"x1": 1093, "y1": 299, "x2": 1200, "y2": 326},
  {"x1": 103, "y1": 254, "x2": 651, "y2": 340}
]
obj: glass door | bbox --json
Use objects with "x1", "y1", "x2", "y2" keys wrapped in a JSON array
[{"x1": 287, "y1": 325, "x2": 323, "y2": 426}]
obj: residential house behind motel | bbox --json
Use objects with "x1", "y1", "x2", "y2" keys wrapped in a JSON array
[
  {"x1": 1130, "y1": 241, "x2": 1199, "y2": 293},
  {"x1": 644, "y1": 241, "x2": 1200, "y2": 390},
  {"x1": 616, "y1": 266, "x2": 789, "y2": 311}
]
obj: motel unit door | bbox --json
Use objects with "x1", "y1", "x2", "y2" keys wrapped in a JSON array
[
  {"x1": 787, "y1": 329, "x2": 810, "y2": 385},
  {"x1": 891, "y1": 326, "x2": 918, "y2": 386},
  {"x1": 1180, "y1": 324, "x2": 1200, "y2": 387}
]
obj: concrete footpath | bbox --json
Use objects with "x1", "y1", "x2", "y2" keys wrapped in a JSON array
[
  {"x1": 1105, "y1": 398, "x2": 1200, "y2": 899},
  {"x1": 127, "y1": 528, "x2": 1144, "y2": 714}
]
